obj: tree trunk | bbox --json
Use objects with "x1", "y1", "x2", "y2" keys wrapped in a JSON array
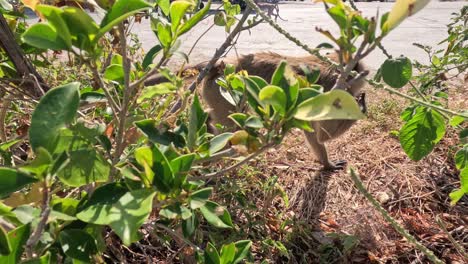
[{"x1": 0, "y1": 12, "x2": 49, "y2": 97}]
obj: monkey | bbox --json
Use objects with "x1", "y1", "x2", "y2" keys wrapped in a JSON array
[{"x1": 145, "y1": 52, "x2": 368, "y2": 170}]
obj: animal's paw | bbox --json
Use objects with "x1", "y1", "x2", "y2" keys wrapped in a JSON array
[{"x1": 323, "y1": 160, "x2": 347, "y2": 171}]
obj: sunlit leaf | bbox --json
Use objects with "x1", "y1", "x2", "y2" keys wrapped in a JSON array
[
  {"x1": 189, "y1": 187, "x2": 212, "y2": 209},
  {"x1": 0, "y1": 168, "x2": 37, "y2": 198},
  {"x1": 22, "y1": 23, "x2": 70, "y2": 50},
  {"x1": 295, "y1": 90, "x2": 365, "y2": 121},
  {"x1": 200, "y1": 201, "x2": 233, "y2": 229},
  {"x1": 382, "y1": 0, "x2": 430, "y2": 33},
  {"x1": 259, "y1": 85, "x2": 287, "y2": 116},
  {"x1": 170, "y1": 0, "x2": 194, "y2": 34},
  {"x1": 209, "y1": 133, "x2": 233, "y2": 155},
  {"x1": 205, "y1": 242, "x2": 221, "y2": 264},
  {"x1": 178, "y1": 0, "x2": 211, "y2": 36}
]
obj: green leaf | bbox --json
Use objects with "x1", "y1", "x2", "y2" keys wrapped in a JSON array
[
  {"x1": 29, "y1": 83, "x2": 80, "y2": 153},
  {"x1": 381, "y1": 56, "x2": 412, "y2": 88},
  {"x1": 449, "y1": 188, "x2": 466, "y2": 205},
  {"x1": 135, "y1": 146, "x2": 154, "y2": 186},
  {"x1": 170, "y1": 153, "x2": 195, "y2": 189},
  {"x1": 142, "y1": 44, "x2": 163, "y2": 70},
  {"x1": 220, "y1": 243, "x2": 235, "y2": 264},
  {"x1": 157, "y1": 22, "x2": 172, "y2": 48},
  {"x1": 170, "y1": 153, "x2": 195, "y2": 176},
  {"x1": 138, "y1": 82, "x2": 176, "y2": 103},
  {"x1": 399, "y1": 108, "x2": 446, "y2": 161},
  {"x1": 297, "y1": 87, "x2": 322, "y2": 105},
  {"x1": 51, "y1": 197, "x2": 79, "y2": 217},
  {"x1": 79, "y1": 188, "x2": 155, "y2": 245},
  {"x1": 135, "y1": 119, "x2": 185, "y2": 148},
  {"x1": 182, "y1": 213, "x2": 198, "y2": 237},
  {"x1": 382, "y1": 0, "x2": 430, "y2": 33},
  {"x1": 449, "y1": 167, "x2": 468, "y2": 205},
  {"x1": 76, "y1": 183, "x2": 128, "y2": 225},
  {"x1": 295, "y1": 90, "x2": 365, "y2": 121},
  {"x1": 59, "y1": 229, "x2": 98, "y2": 262},
  {"x1": 228, "y1": 113, "x2": 247, "y2": 128},
  {"x1": 108, "y1": 189, "x2": 156, "y2": 245},
  {"x1": 0, "y1": 224, "x2": 30, "y2": 264},
  {"x1": 104, "y1": 64, "x2": 124, "y2": 84},
  {"x1": 36, "y1": 5, "x2": 72, "y2": 48},
  {"x1": 13, "y1": 205, "x2": 39, "y2": 224},
  {"x1": 200, "y1": 201, "x2": 233, "y2": 229},
  {"x1": 189, "y1": 187, "x2": 212, "y2": 209},
  {"x1": 209, "y1": 133, "x2": 233, "y2": 155},
  {"x1": 170, "y1": 0, "x2": 194, "y2": 34},
  {"x1": 244, "y1": 76, "x2": 267, "y2": 115},
  {"x1": 157, "y1": 0, "x2": 170, "y2": 16},
  {"x1": 56, "y1": 148, "x2": 110, "y2": 187},
  {"x1": 316, "y1": 42, "x2": 334, "y2": 49},
  {"x1": 232, "y1": 240, "x2": 252, "y2": 264},
  {"x1": 188, "y1": 95, "x2": 208, "y2": 150},
  {"x1": 61, "y1": 7, "x2": 99, "y2": 51},
  {"x1": 22, "y1": 23, "x2": 70, "y2": 50},
  {"x1": 20, "y1": 147, "x2": 52, "y2": 178},
  {"x1": 271, "y1": 61, "x2": 299, "y2": 110},
  {"x1": 0, "y1": 168, "x2": 37, "y2": 198},
  {"x1": 300, "y1": 66, "x2": 321, "y2": 84},
  {"x1": 0, "y1": 226, "x2": 11, "y2": 255},
  {"x1": 0, "y1": 139, "x2": 20, "y2": 152},
  {"x1": 449, "y1": 115, "x2": 465, "y2": 127},
  {"x1": 460, "y1": 129, "x2": 468, "y2": 139},
  {"x1": 97, "y1": 0, "x2": 152, "y2": 41},
  {"x1": 205, "y1": 242, "x2": 221, "y2": 264},
  {"x1": 327, "y1": 5, "x2": 347, "y2": 29},
  {"x1": 455, "y1": 145, "x2": 468, "y2": 170},
  {"x1": 151, "y1": 146, "x2": 174, "y2": 193},
  {"x1": 160, "y1": 204, "x2": 192, "y2": 220},
  {"x1": 178, "y1": 0, "x2": 211, "y2": 36},
  {"x1": 245, "y1": 116, "x2": 263, "y2": 129},
  {"x1": 259, "y1": 85, "x2": 287, "y2": 116}
]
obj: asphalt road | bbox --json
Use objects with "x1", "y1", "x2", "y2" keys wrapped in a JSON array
[{"x1": 131, "y1": 1, "x2": 466, "y2": 71}]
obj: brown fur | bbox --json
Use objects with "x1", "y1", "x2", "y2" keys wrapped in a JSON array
[{"x1": 146, "y1": 52, "x2": 367, "y2": 170}]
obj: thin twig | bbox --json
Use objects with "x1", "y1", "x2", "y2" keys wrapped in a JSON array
[
  {"x1": 193, "y1": 147, "x2": 238, "y2": 165},
  {"x1": 89, "y1": 64, "x2": 121, "y2": 116},
  {"x1": 244, "y1": 0, "x2": 333, "y2": 65},
  {"x1": 25, "y1": 182, "x2": 51, "y2": 259},
  {"x1": 197, "y1": 142, "x2": 274, "y2": 180},
  {"x1": 111, "y1": 23, "x2": 133, "y2": 179},
  {"x1": 155, "y1": 223, "x2": 202, "y2": 252}
]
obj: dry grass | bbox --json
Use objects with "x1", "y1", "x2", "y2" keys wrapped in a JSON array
[{"x1": 254, "y1": 82, "x2": 468, "y2": 263}]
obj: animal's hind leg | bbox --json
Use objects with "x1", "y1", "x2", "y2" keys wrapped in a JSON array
[{"x1": 303, "y1": 130, "x2": 346, "y2": 170}]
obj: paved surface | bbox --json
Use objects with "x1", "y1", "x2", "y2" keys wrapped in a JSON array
[{"x1": 131, "y1": 1, "x2": 465, "y2": 71}]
